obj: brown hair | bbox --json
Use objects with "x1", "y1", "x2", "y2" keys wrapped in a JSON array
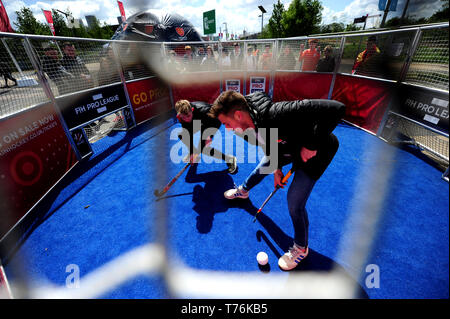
[
  {"x1": 208, "y1": 90, "x2": 248, "y2": 118},
  {"x1": 174, "y1": 99, "x2": 192, "y2": 115}
]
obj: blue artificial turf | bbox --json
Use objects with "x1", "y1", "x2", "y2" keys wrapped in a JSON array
[{"x1": 3, "y1": 116, "x2": 448, "y2": 299}]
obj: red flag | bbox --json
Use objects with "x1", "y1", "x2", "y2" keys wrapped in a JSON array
[
  {"x1": 117, "y1": 1, "x2": 126, "y2": 23},
  {"x1": 0, "y1": 0, "x2": 14, "y2": 32},
  {"x1": 42, "y1": 9, "x2": 55, "y2": 35}
]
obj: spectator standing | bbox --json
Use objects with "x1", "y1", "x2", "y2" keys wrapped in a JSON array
[
  {"x1": 61, "y1": 42, "x2": 93, "y2": 91},
  {"x1": 298, "y1": 39, "x2": 321, "y2": 71},
  {"x1": 352, "y1": 35, "x2": 381, "y2": 76},
  {"x1": 245, "y1": 47, "x2": 257, "y2": 71},
  {"x1": 277, "y1": 45, "x2": 296, "y2": 70},
  {"x1": 316, "y1": 45, "x2": 336, "y2": 72},
  {"x1": 41, "y1": 46, "x2": 73, "y2": 94},
  {"x1": 200, "y1": 46, "x2": 217, "y2": 71},
  {"x1": 259, "y1": 44, "x2": 273, "y2": 70},
  {"x1": 230, "y1": 43, "x2": 243, "y2": 70}
]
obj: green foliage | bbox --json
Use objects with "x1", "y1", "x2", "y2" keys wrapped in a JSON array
[
  {"x1": 282, "y1": 0, "x2": 323, "y2": 37},
  {"x1": 52, "y1": 10, "x2": 71, "y2": 36},
  {"x1": 267, "y1": 0, "x2": 286, "y2": 38},
  {"x1": 320, "y1": 22, "x2": 345, "y2": 34},
  {"x1": 13, "y1": 7, "x2": 50, "y2": 35},
  {"x1": 428, "y1": 0, "x2": 449, "y2": 23},
  {"x1": 12, "y1": 7, "x2": 115, "y2": 40},
  {"x1": 259, "y1": 0, "x2": 322, "y2": 39},
  {"x1": 345, "y1": 23, "x2": 362, "y2": 32}
]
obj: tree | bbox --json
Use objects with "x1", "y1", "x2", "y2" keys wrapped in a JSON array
[
  {"x1": 52, "y1": 9, "x2": 71, "y2": 37},
  {"x1": 320, "y1": 22, "x2": 345, "y2": 34},
  {"x1": 428, "y1": 0, "x2": 449, "y2": 22},
  {"x1": 14, "y1": 7, "x2": 50, "y2": 35},
  {"x1": 345, "y1": 23, "x2": 362, "y2": 32},
  {"x1": 266, "y1": 0, "x2": 286, "y2": 38},
  {"x1": 282, "y1": 0, "x2": 322, "y2": 37},
  {"x1": 87, "y1": 18, "x2": 115, "y2": 39}
]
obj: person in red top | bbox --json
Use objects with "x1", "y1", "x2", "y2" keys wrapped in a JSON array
[{"x1": 298, "y1": 39, "x2": 320, "y2": 71}]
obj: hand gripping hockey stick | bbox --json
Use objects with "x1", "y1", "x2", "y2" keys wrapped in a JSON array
[{"x1": 253, "y1": 168, "x2": 294, "y2": 223}]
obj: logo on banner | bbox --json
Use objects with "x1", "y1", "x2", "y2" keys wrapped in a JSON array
[
  {"x1": 399, "y1": 84, "x2": 449, "y2": 131},
  {"x1": 176, "y1": 27, "x2": 185, "y2": 37},
  {"x1": 10, "y1": 151, "x2": 43, "y2": 186},
  {"x1": 250, "y1": 77, "x2": 266, "y2": 93},
  {"x1": 58, "y1": 83, "x2": 126, "y2": 130},
  {"x1": 72, "y1": 131, "x2": 85, "y2": 146},
  {"x1": 226, "y1": 79, "x2": 240, "y2": 93},
  {"x1": 145, "y1": 24, "x2": 154, "y2": 34},
  {"x1": 123, "y1": 107, "x2": 135, "y2": 127}
]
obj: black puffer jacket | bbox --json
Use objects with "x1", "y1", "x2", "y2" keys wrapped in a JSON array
[
  {"x1": 179, "y1": 101, "x2": 222, "y2": 154},
  {"x1": 245, "y1": 92, "x2": 346, "y2": 180}
]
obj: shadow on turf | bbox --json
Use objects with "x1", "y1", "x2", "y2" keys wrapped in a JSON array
[
  {"x1": 185, "y1": 163, "x2": 236, "y2": 233},
  {"x1": 182, "y1": 162, "x2": 368, "y2": 298}
]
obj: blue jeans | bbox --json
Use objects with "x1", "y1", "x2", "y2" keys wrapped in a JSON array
[{"x1": 242, "y1": 156, "x2": 316, "y2": 248}]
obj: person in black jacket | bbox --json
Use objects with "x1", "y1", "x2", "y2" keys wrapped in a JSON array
[
  {"x1": 41, "y1": 46, "x2": 74, "y2": 95},
  {"x1": 0, "y1": 60, "x2": 17, "y2": 88},
  {"x1": 175, "y1": 99, "x2": 237, "y2": 174},
  {"x1": 316, "y1": 45, "x2": 336, "y2": 72},
  {"x1": 60, "y1": 42, "x2": 93, "y2": 91},
  {"x1": 208, "y1": 90, "x2": 345, "y2": 271}
]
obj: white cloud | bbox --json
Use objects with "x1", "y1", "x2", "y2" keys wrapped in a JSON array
[{"x1": 321, "y1": 0, "x2": 444, "y2": 28}]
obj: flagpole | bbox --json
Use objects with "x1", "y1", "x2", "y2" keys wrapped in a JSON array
[{"x1": 41, "y1": 9, "x2": 64, "y2": 57}]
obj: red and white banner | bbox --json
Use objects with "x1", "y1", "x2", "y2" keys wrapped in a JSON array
[
  {"x1": 0, "y1": 0, "x2": 14, "y2": 32},
  {"x1": 117, "y1": 1, "x2": 126, "y2": 23},
  {"x1": 42, "y1": 9, "x2": 55, "y2": 35},
  {"x1": 0, "y1": 103, "x2": 78, "y2": 240}
]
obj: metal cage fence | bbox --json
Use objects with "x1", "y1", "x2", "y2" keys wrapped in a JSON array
[
  {"x1": 404, "y1": 27, "x2": 449, "y2": 91},
  {"x1": 385, "y1": 111, "x2": 449, "y2": 165},
  {"x1": 1, "y1": 23, "x2": 448, "y2": 149},
  {"x1": 0, "y1": 37, "x2": 49, "y2": 118}
]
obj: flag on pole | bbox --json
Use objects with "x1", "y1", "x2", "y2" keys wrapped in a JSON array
[
  {"x1": 117, "y1": 1, "x2": 126, "y2": 23},
  {"x1": 0, "y1": 0, "x2": 14, "y2": 32},
  {"x1": 42, "y1": 9, "x2": 55, "y2": 35}
]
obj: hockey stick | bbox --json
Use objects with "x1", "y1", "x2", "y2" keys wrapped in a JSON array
[
  {"x1": 154, "y1": 154, "x2": 199, "y2": 197},
  {"x1": 253, "y1": 168, "x2": 294, "y2": 223}
]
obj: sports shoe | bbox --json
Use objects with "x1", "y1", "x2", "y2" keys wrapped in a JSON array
[
  {"x1": 278, "y1": 244, "x2": 309, "y2": 271},
  {"x1": 226, "y1": 156, "x2": 238, "y2": 174},
  {"x1": 224, "y1": 185, "x2": 249, "y2": 199}
]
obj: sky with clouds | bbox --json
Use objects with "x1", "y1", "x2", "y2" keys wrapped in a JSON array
[{"x1": 2, "y1": 0, "x2": 445, "y2": 36}]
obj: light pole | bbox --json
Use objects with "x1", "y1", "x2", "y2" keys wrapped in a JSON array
[
  {"x1": 258, "y1": 5, "x2": 266, "y2": 34},
  {"x1": 222, "y1": 22, "x2": 228, "y2": 40}
]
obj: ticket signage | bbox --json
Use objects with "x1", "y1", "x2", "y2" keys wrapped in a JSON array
[
  {"x1": 0, "y1": 103, "x2": 77, "y2": 240},
  {"x1": 56, "y1": 83, "x2": 128, "y2": 130},
  {"x1": 225, "y1": 79, "x2": 240, "y2": 93},
  {"x1": 250, "y1": 77, "x2": 266, "y2": 93}
]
